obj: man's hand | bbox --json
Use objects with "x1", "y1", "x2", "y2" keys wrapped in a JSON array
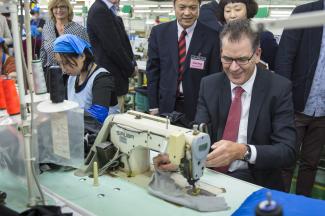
[
  {"x1": 205, "y1": 140, "x2": 246, "y2": 168},
  {"x1": 153, "y1": 153, "x2": 178, "y2": 172}
]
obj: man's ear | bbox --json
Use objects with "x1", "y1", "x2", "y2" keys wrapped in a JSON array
[{"x1": 254, "y1": 47, "x2": 261, "y2": 63}]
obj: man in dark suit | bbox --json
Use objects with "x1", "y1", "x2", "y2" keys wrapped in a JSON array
[
  {"x1": 275, "y1": 0, "x2": 325, "y2": 196},
  {"x1": 147, "y1": 0, "x2": 221, "y2": 125},
  {"x1": 154, "y1": 20, "x2": 296, "y2": 191},
  {"x1": 87, "y1": 0, "x2": 136, "y2": 112},
  {"x1": 198, "y1": 0, "x2": 222, "y2": 32}
]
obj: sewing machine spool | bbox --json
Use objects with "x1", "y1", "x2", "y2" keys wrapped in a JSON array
[{"x1": 31, "y1": 60, "x2": 47, "y2": 94}]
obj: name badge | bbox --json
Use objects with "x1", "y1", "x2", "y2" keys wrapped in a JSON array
[{"x1": 190, "y1": 54, "x2": 206, "y2": 70}]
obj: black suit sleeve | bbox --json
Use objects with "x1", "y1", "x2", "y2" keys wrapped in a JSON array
[
  {"x1": 275, "y1": 8, "x2": 303, "y2": 79},
  {"x1": 146, "y1": 26, "x2": 160, "y2": 109},
  {"x1": 195, "y1": 77, "x2": 211, "y2": 125},
  {"x1": 260, "y1": 31, "x2": 278, "y2": 71},
  {"x1": 207, "y1": 34, "x2": 221, "y2": 74},
  {"x1": 254, "y1": 82, "x2": 296, "y2": 169},
  {"x1": 89, "y1": 7, "x2": 134, "y2": 76}
]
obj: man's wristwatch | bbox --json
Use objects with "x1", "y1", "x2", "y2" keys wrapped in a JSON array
[{"x1": 242, "y1": 145, "x2": 252, "y2": 162}]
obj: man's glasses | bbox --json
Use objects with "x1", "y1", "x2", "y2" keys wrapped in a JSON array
[
  {"x1": 53, "y1": 5, "x2": 68, "y2": 11},
  {"x1": 221, "y1": 51, "x2": 255, "y2": 66}
]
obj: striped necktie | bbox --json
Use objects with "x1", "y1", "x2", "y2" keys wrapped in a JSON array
[{"x1": 177, "y1": 30, "x2": 187, "y2": 95}]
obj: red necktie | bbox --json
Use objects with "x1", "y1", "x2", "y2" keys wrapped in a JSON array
[
  {"x1": 214, "y1": 86, "x2": 245, "y2": 173},
  {"x1": 177, "y1": 30, "x2": 187, "y2": 95}
]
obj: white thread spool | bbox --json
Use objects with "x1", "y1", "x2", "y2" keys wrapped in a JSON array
[{"x1": 32, "y1": 60, "x2": 47, "y2": 94}]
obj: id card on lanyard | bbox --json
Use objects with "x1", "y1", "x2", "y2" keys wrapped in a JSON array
[{"x1": 190, "y1": 53, "x2": 206, "y2": 70}]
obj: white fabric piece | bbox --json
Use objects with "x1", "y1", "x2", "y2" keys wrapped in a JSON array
[{"x1": 148, "y1": 171, "x2": 229, "y2": 212}]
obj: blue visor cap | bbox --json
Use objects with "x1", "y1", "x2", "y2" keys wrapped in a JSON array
[
  {"x1": 0, "y1": 37, "x2": 4, "y2": 44},
  {"x1": 54, "y1": 34, "x2": 92, "y2": 55},
  {"x1": 32, "y1": 6, "x2": 40, "y2": 13}
]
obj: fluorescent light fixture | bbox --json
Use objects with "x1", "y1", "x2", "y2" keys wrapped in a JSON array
[
  {"x1": 146, "y1": 20, "x2": 156, "y2": 25},
  {"x1": 152, "y1": 10, "x2": 171, "y2": 13},
  {"x1": 134, "y1": 5, "x2": 158, "y2": 8},
  {"x1": 134, "y1": 10, "x2": 151, "y2": 13},
  {"x1": 270, "y1": 10, "x2": 292, "y2": 16},
  {"x1": 259, "y1": 5, "x2": 295, "y2": 8},
  {"x1": 74, "y1": 5, "x2": 83, "y2": 8},
  {"x1": 160, "y1": 4, "x2": 173, "y2": 8}
]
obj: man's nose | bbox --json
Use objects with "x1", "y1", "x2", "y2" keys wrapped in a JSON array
[
  {"x1": 230, "y1": 10, "x2": 237, "y2": 18},
  {"x1": 184, "y1": 8, "x2": 191, "y2": 15},
  {"x1": 229, "y1": 60, "x2": 240, "y2": 70}
]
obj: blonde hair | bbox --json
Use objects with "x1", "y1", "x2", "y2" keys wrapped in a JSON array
[{"x1": 48, "y1": 0, "x2": 74, "y2": 22}]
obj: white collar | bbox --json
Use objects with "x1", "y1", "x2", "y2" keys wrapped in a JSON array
[
  {"x1": 230, "y1": 66, "x2": 257, "y2": 96},
  {"x1": 177, "y1": 20, "x2": 197, "y2": 35}
]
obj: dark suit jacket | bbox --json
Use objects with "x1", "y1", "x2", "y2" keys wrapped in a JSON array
[
  {"x1": 87, "y1": 0, "x2": 135, "y2": 96},
  {"x1": 195, "y1": 67, "x2": 296, "y2": 190},
  {"x1": 146, "y1": 20, "x2": 221, "y2": 122},
  {"x1": 275, "y1": 0, "x2": 323, "y2": 112},
  {"x1": 260, "y1": 30, "x2": 278, "y2": 71},
  {"x1": 198, "y1": 1, "x2": 222, "y2": 32}
]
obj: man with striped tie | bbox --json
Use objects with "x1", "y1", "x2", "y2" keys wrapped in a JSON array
[{"x1": 146, "y1": 0, "x2": 221, "y2": 126}]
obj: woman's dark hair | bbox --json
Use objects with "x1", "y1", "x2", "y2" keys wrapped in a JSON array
[
  {"x1": 217, "y1": 0, "x2": 258, "y2": 24},
  {"x1": 58, "y1": 48, "x2": 94, "y2": 73}
]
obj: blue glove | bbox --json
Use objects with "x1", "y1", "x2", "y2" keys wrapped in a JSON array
[
  {"x1": 86, "y1": 104, "x2": 109, "y2": 124},
  {"x1": 31, "y1": 25, "x2": 41, "y2": 37}
]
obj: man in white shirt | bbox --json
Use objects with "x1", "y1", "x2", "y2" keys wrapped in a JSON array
[{"x1": 154, "y1": 20, "x2": 296, "y2": 191}]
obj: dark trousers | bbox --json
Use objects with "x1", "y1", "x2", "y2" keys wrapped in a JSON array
[
  {"x1": 282, "y1": 112, "x2": 325, "y2": 196},
  {"x1": 226, "y1": 169, "x2": 255, "y2": 184}
]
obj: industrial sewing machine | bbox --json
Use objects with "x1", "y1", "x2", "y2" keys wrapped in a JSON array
[{"x1": 77, "y1": 110, "x2": 211, "y2": 192}]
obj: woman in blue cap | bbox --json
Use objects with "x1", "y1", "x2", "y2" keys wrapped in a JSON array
[{"x1": 54, "y1": 34, "x2": 118, "y2": 125}]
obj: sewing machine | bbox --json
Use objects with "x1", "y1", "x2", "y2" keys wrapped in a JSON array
[{"x1": 77, "y1": 110, "x2": 211, "y2": 191}]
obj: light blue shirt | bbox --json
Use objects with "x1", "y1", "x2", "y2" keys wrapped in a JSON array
[
  {"x1": 303, "y1": 5, "x2": 325, "y2": 117},
  {"x1": 101, "y1": 0, "x2": 117, "y2": 15}
]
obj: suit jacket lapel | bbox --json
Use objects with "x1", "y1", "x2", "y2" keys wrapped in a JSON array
[
  {"x1": 247, "y1": 67, "x2": 267, "y2": 142},
  {"x1": 167, "y1": 21, "x2": 178, "y2": 74},
  {"x1": 184, "y1": 23, "x2": 205, "y2": 72},
  {"x1": 217, "y1": 74, "x2": 231, "y2": 141}
]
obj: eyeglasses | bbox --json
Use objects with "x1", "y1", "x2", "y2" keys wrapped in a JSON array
[
  {"x1": 221, "y1": 51, "x2": 255, "y2": 66},
  {"x1": 53, "y1": 5, "x2": 68, "y2": 11}
]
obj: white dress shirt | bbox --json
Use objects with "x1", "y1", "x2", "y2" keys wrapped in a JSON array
[
  {"x1": 228, "y1": 66, "x2": 257, "y2": 172},
  {"x1": 177, "y1": 21, "x2": 197, "y2": 93}
]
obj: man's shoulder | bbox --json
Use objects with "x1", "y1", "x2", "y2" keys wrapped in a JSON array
[
  {"x1": 152, "y1": 21, "x2": 175, "y2": 31},
  {"x1": 201, "y1": 72, "x2": 224, "y2": 85},
  {"x1": 260, "y1": 68, "x2": 291, "y2": 88},
  {"x1": 293, "y1": 0, "x2": 323, "y2": 13},
  {"x1": 201, "y1": 1, "x2": 219, "y2": 10},
  {"x1": 196, "y1": 20, "x2": 219, "y2": 35},
  {"x1": 88, "y1": 0, "x2": 106, "y2": 13}
]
